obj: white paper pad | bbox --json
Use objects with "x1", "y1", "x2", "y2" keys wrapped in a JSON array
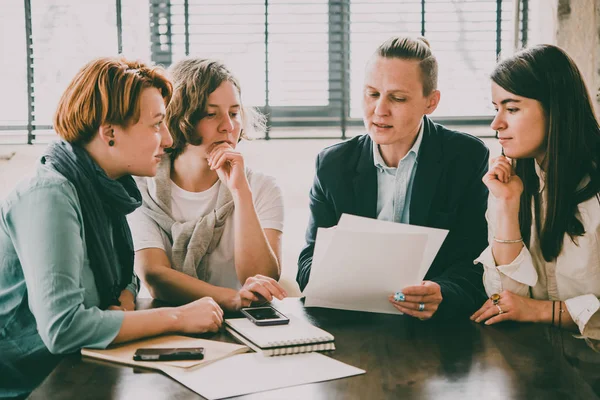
[
  {"x1": 304, "y1": 213, "x2": 448, "y2": 314},
  {"x1": 161, "y1": 352, "x2": 365, "y2": 399},
  {"x1": 225, "y1": 314, "x2": 334, "y2": 349}
]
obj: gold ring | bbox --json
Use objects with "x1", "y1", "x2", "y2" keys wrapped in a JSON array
[
  {"x1": 496, "y1": 304, "x2": 504, "y2": 314},
  {"x1": 490, "y1": 293, "x2": 501, "y2": 305}
]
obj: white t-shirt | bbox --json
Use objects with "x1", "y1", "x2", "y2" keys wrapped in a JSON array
[{"x1": 128, "y1": 171, "x2": 284, "y2": 290}]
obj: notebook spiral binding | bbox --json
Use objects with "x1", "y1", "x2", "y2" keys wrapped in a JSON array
[
  {"x1": 270, "y1": 341, "x2": 335, "y2": 356},
  {"x1": 267, "y1": 337, "x2": 333, "y2": 348}
]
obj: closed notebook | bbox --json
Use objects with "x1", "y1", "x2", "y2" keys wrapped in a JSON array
[
  {"x1": 225, "y1": 314, "x2": 335, "y2": 356},
  {"x1": 81, "y1": 335, "x2": 249, "y2": 370}
]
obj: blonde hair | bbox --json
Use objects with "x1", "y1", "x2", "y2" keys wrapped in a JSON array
[
  {"x1": 376, "y1": 36, "x2": 438, "y2": 95},
  {"x1": 166, "y1": 58, "x2": 266, "y2": 159},
  {"x1": 53, "y1": 57, "x2": 171, "y2": 144}
]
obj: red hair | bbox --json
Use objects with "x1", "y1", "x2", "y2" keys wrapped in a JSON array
[{"x1": 54, "y1": 56, "x2": 172, "y2": 143}]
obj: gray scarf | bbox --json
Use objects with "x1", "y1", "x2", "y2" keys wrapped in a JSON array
[
  {"x1": 43, "y1": 140, "x2": 141, "y2": 309},
  {"x1": 135, "y1": 156, "x2": 250, "y2": 280}
]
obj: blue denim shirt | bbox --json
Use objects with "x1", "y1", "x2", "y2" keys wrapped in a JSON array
[
  {"x1": 0, "y1": 162, "x2": 134, "y2": 397},
  {"x1": 374, "y1": 122, "x2": 424, "y2": 223}
]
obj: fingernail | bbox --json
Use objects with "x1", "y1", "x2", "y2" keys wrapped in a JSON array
[
  {"x1": 484, "y1": 321, "x2": 491, "y2": 325},
  {"x1": 475, "y1": 318, "x2": 481, "y2": 323},
  {"x1": 393, "y1": 292, "x2": 405, "y2": 302}
]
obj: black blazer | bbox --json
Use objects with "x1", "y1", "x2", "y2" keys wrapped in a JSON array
[{"x1": 297, "y1": 116, "x2": 490, "y2": 319}]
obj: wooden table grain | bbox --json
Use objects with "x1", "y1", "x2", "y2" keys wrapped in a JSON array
[{"x1": 28, "y1": 298, "x2": 600, "y2": 400}]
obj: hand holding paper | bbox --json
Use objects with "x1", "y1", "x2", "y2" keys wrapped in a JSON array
[
  {"x1": 388, "y1": 280, "x2": 443, "y2": 320},
  {"x1": 303, "y1": 214, "x2": 448, "y2": 315}
]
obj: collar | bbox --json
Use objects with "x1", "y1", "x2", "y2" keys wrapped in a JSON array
[{"x1": 373, "y1": 121, "x2": 424, "y2": 171}]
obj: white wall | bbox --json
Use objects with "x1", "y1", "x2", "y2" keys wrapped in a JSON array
[{"x1": 555, "y1": 0, "x2": 600, "y2": 114}]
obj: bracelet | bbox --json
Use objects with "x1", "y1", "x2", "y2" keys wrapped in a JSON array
[
  {"x1": 493, "y1": 237, "x2": 524, "y2": 244},
  {"x1": 558, "y1": 301, "x2": 565, "y2": 329}
]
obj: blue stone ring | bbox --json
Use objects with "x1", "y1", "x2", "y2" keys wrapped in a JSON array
[{"x1": 393, "y1": 292, "x2": 405, "y2": 302}]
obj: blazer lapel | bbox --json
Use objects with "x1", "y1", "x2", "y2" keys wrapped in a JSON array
[
  {"x1": 352, "y1": 136, "x2": 377, "y2": 219},
  {"x1": 410, "y1": 117, "x2": 443, "y2": 226}
]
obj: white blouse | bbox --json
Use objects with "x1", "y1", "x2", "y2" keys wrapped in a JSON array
[{"x1": 476, "y1": 162, "x2": 600, "y2": 342}]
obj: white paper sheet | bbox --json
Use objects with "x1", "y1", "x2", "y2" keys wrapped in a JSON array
[
  {"x1": 303, "y1": 213, "x2": 448, "y2": 314},
  {"x1": 313, "y1": 226, "x2": 336, "y2": 269},
  {"x1": 161, "y1": 353, "x2": 365, "y2": 400},
  {"x1": 304, "y1": 228, "x2": 428, "y2": 314},
  {"x1": 337, "y1": 214, "x2": 449, "y2": 280}
]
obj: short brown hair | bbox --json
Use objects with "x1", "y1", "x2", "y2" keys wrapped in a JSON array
[
  {"x1": 166, "y1": 58, "x2": 265, "y2": 159},
  {"x1": 53, "y1": 57, "x2": 172, "y2": 144},
  {"x1": 376, "y1": 36, "x2": 438, "y2": 95}
]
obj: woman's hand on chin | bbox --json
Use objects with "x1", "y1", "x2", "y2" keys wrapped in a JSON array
[
  {"x1": 483, "y1": 156, "x2": 523, "y2": 203},
  {"x1": 207, "y1": 143, "x2": 250, "y2": 195}
]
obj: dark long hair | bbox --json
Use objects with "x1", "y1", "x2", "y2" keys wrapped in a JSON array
[{"x1": 491, "y1": 44, "x2": 600, "y2": 261}]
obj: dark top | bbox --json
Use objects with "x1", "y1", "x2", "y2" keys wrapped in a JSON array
[{"x1": 297, "y1": 116, "x2": 490, "y2": 319}]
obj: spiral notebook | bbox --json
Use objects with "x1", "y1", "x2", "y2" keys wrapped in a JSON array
[{"x1": 225, "y1": 314, "x2": 335, "y2": 356}]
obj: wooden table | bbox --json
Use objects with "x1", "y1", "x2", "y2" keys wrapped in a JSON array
[{"x1": 28, "y1": 298, "x2": 600, "y2": 399}]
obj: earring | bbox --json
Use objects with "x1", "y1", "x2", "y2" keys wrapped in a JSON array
[{"x1": 108, "y1": 140, "x2": 115, "y2": 147}]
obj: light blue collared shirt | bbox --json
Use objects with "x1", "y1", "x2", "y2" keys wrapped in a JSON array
[
  {"x1": 374, "y1": 122, "x2": 424, "y2": 223},
  {"x1": 0, "y1": 162, "x2": 130, "y2": 397}
]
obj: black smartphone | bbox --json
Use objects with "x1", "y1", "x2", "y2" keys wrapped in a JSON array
[
  {"x1": 240, "y1": 306, "x2": 290, "y2": 326},
  {"x1": 133, "y1": 347, "x2": 205, "y2": 361}
]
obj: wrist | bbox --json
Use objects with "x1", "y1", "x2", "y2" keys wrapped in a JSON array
[
  {"x1": 494, "y1": 202, "x2": 521, "y2": 238},
  {"x1": 496, "y1": 198, "x2": 520, "y2": 213},
  {"x1": 213, "y1": 287, "x2": 239, "y2": 310},
  {"x1": 163, "y1": 307, "x2": 183, "y2": 333},
  {"x1": 231, "y1": 184, "x2": 252, "y2": 202},
  {"x1": 535, "y1": 300, "x2": 553, "y2": 324}
]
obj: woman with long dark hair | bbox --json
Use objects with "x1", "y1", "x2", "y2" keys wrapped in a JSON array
[{"x1": 471, "y1": 45, "x2": 600, "y2": 346}]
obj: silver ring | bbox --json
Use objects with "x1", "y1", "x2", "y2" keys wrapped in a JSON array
[
  {"x1": 496, "y1": 304, "x2": 504, "y2": 315},
  {"x1": 418, "y1": 303, "x2": 425, "y2": 312}
]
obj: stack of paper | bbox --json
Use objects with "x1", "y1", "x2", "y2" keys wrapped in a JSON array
[
  {"x1": 83, "y1": 335, "x2": 365, "y2": 399},
  {"x1": 303, "y1": 214, "x2": 448, "y2": 314}
]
